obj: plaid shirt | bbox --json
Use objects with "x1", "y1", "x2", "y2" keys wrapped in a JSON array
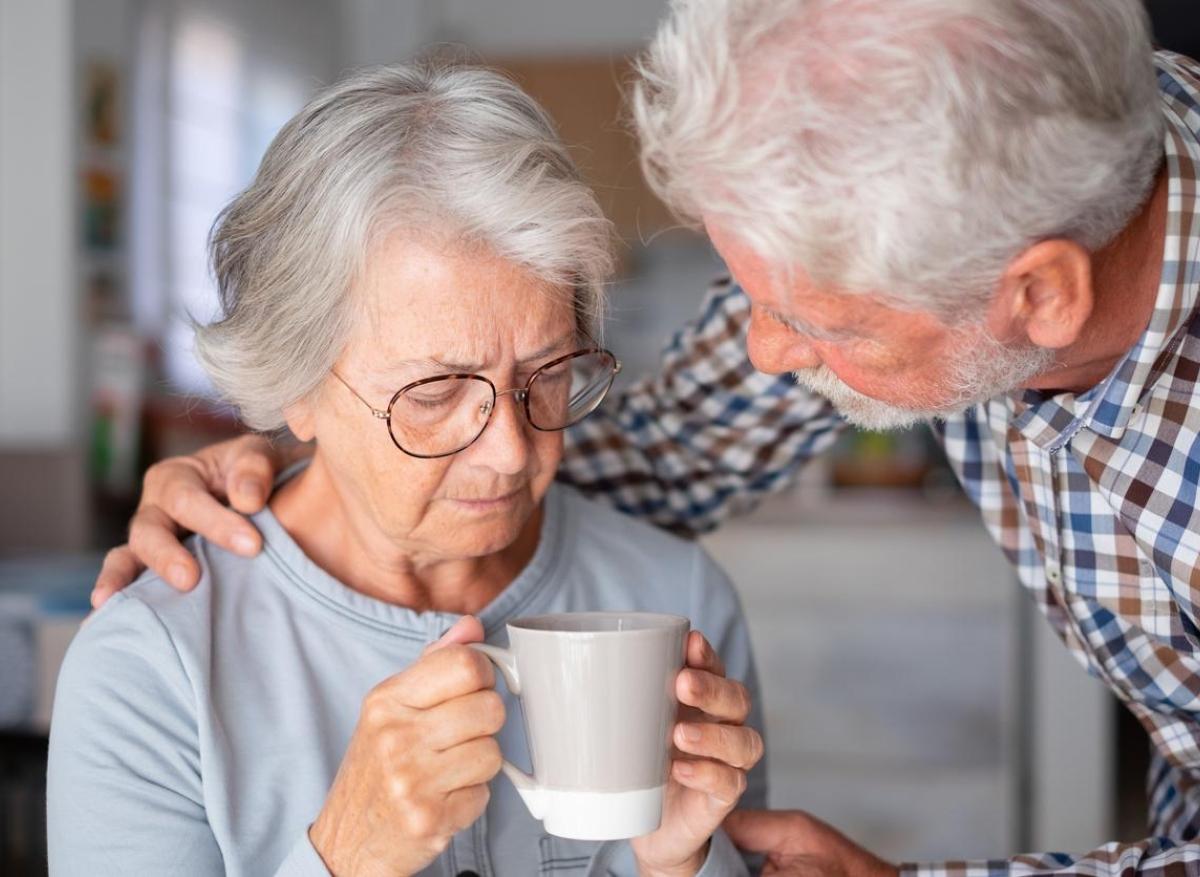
[{"x1": 561, "y1": 52, "x2": 1200, "y2": 876}]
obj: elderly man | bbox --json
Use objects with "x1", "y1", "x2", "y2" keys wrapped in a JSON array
[{"x1": 97, "y1": 0, "x2": 1199, "y2": 875}]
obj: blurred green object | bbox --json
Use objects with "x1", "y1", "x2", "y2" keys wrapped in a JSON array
[
  {"x1": 831, "y1": 425, "x2": 952, "y2": 491},
  {"x1": 88, "y1": 403, "x2": 114, "y2": 486}
]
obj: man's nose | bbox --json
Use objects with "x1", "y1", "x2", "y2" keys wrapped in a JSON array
[{"x1": 746, "y1": 309, "x2": 821, "y2": 374}]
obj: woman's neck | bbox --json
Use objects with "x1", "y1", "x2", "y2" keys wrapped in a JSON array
[{"x1": 269, "y1": 454, "x2": 542, "y2": 615}]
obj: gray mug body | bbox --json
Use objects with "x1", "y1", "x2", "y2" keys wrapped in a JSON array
[{"x1": 472, "y1": 611, "x2": 688, "y2": 840}]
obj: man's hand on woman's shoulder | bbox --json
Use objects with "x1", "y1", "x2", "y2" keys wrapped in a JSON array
[{"x1": 91, "y1": 434, "x2": 304, "y2": 608}]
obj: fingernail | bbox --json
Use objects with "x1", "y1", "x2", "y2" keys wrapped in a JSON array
[
  {"x1": 90, "y1": 588, "x2": 107, "y2": 609},
  {"x1": 238, "y1": 480, "x2": 264, "y2": 504},
  {"x1": 168, "y1": 564, "x2": 192, "y2": 589},
  {"x1": 232, "y1": 532, "x2": 258, "y2": 556},
  {"x1": 675, "y1": 762, "x2": 694, "y2": 778},
  {"x1": 680, "y1": 724, "x2": 702, "y2": 744},
  {"x1": 439, "y1": 616, "x2": 477, "y2": 641}
]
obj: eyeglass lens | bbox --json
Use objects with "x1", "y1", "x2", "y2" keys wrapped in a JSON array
[{"x1": 387, "y1": 350, "x2": 617, "y2": 457}]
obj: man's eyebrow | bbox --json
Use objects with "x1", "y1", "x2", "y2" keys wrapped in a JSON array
[{"x1": 764, "y1": 308, "x2": 859, "y2": 341}]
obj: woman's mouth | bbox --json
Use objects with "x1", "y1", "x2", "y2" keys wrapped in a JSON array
[{"x1": 449, "y1": 489, "x2": 524, "y2": 512}]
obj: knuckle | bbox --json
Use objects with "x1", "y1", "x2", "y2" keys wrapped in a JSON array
[
  {"x1": 454, "y1": 648, "x2": 491, "y2": 689},
  {"x1": 732, "y1": 681, "x2": 752, "y2": 719},
  {"x1": 687, "y1": 669, "x2": 710, "y2": 701},
  {"x1": 733, "y1": 769, "x2": 748, "y2": 799},
  {"x1": 377, "y1": 725, "x2": 410, "y2": 759},
  {"x1": 387, "y1": 772, "x2": 417, "y2": 804},
  {"x1": 142, "y1": 460, "x2": 170, "y2": 492},
  {"x1": 237, "y1": 451, "x2": 273, "y2": 479},
  {"x1": 746, "y1": 729, "x2": 765, "y2": 768},
  {"x1": 360, "y1": 690, "x2": 393, "y2": 731},
  {"x1": 164, "y1": 482, "x2": 194, "y2": 522},
  {"x1": 235, "y1": 434, "x2": 272, "y2": 457},
  {"x1": 479, "y1": 738, "x2": 503, "y2": 774},
  {"x1": 444, "y1": 646, "x2": 473, "y2": 674},
  {"x1": 126, "y1": 509, "x2": 158, "y2": 552},
  {"x1": 401, "y1": 801, "x2": 439, "y2": 839},
  {"x1": 470, "y1": 653, "x2": 494, "y2": 689},
  {"x1": 480, "y1": 690, "x2": 506, "y2": 730}
]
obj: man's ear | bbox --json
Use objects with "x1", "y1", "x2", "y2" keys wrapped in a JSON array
[
  {"x1": 282, "y1": 395, "x2": 317, "y2": 443},
  {"x1": 990, "y1": 239, "x2": 1094, "y2": 349}
]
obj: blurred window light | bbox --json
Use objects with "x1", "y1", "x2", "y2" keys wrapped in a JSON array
[
  {"x1": 131, "y1": 1, "x2": 329, "y2": 399},
  {"x1": 164, "y1": 12, "x2": 243, "y2": 394}
]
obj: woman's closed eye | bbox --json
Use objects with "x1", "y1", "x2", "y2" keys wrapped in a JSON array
[
  {"x1": 535, "y1": 364, "x2": 571, "y2": 383},
  {"x1": 401, "y1": 384, "x2": 468, "y2": 409}
]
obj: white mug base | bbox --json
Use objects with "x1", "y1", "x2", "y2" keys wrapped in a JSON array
[{"x1": 540, "y1": 785, "x2": 665, "y2": 840}]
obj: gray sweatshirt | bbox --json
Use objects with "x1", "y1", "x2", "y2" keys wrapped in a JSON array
[{"x1": 47, "y1": 483, "x2": 765, "y2": 876}]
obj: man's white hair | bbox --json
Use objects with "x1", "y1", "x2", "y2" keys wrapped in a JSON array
[
  {"x1": 196, "y1": 63, "x2": 614, "y2": 430},
  {"x1": 633, "y1": 0, "x2": 1164, "y2": 317}
]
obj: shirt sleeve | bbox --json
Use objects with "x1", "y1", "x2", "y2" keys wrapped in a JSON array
[
  {"x1": 694, "y1": 829, "x2": 753, "y2": 877},
  {"x1": 275, "y1": 833, "x2": 335, "y2": 876},
  {"x1": 901, "y1": 749, "x2": 1200, "y2": 876},
  {"x1": 46, "y1": 593, "x2": 330, "y2": 877},
  {"x1": 559, "y1": 278, "x2": 845, "y2": 537},
  {"x1": 47, "y1": 593, "x2": 222, "y2": 876}
]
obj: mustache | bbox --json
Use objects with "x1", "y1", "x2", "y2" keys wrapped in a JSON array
[{"x1": 790, "y1": 336, "x2": 1055, "y2": 432}]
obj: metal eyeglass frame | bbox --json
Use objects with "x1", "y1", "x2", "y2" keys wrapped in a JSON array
[{"x1": 330, "y1": 347, "x2": 622, "y2": 459}]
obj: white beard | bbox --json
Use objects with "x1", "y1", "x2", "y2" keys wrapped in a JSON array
[{"x1": 792, "y1": 331, "x2": 1056, "y2": 432}]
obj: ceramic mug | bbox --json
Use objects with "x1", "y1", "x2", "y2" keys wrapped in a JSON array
[{"x1": 471, "y1": 611, "x2": 689, "y2": 840}]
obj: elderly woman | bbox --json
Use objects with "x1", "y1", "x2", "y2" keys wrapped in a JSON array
[{"x1": 47, "y1": 64, "x2": 764, "y2": 877}]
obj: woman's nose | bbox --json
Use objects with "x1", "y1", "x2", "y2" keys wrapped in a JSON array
[
  {"x1": 747, "y1": 309, "x2": 821, "y2": 374},
  {"x1": 470, "y1": 391, "x2": 532, "y2": 474}
]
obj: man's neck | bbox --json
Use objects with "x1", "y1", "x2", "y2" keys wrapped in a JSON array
[{"x1": 1024, "y1": 166, "x2": 1169, "y2": 395}]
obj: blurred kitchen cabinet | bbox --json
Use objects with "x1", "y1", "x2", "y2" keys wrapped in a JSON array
[{"x1": 702, "y1": 489, "x2": 1115, "y2": 864}]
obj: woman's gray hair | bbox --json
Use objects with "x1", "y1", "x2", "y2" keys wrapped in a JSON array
[
  {"x1": 633, "y1": 0, "x2": 1164, "y2": 318},
  {"x1": 195, "y1": 63, "x2": 614, "y2": 430}
]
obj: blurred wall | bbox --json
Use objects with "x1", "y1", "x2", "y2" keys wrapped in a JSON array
[
  {"x1": 0, "y1": 0, "x2": 76, "y2": 448},
  {"x1": 338, "y1": 0, "x2": 668, "y2": 66},
  {"x1": 0, "y1": 0, "x2": 88, "y2": 552}
]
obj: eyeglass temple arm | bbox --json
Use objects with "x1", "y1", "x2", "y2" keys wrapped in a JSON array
[{"x1": 330, "y1": 370, "x2": 389, "y2": 419}]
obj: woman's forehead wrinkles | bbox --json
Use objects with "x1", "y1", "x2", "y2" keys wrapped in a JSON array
[{"x1": 360, "y1": 327, "x2": 577, "y2": 381}]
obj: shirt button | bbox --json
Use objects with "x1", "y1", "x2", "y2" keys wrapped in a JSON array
[{"x1": 1046, "y1": 563, "x2": 1062, "y2": 585}]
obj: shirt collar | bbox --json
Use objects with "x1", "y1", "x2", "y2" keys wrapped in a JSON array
[{"x1": 1011, "y1": 52, "x2": 1200, "y2": 450}]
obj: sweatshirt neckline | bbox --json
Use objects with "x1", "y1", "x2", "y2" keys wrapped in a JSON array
[{"x1": 249, "y1": 482, "x2": 570, "y2": 644}]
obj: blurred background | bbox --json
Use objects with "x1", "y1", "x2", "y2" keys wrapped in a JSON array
[{"x1": 1, "y1": 0, "x2": 1196, "y2": 874}]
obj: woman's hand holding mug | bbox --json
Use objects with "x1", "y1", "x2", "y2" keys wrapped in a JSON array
[
  {"x1": 631, "y1": 631, "x2": 764, "y2": 877},
  {"x1": 309, "y1": 618, "x2": 503, "y2": 877}
]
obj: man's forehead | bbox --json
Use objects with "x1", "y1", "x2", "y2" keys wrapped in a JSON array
[
  {"x1": 706, "y1": 216, "x2": 915, "y2": 325},
  {"x1": 762, "y1": 270, "x2": 890, "y2": 325}
]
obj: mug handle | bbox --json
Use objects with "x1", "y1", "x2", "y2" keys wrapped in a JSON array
[{"x1": 469, "y1": 643, "x2": 547, "y2": 820}]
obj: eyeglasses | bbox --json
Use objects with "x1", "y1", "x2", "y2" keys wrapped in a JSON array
[{"x1": 332, "y1": 348, "x2": 622, "y2": 459}]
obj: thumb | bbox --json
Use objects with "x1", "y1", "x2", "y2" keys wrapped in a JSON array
[
  {"x1": 424, "y1": 615, "x2": 486, "y2": 654},
  {"x1": 224, "y1": 439, "x2": 278, "y2": 515},
  {"x1": 724, "y1": 809, "x2": 810, "y2": 855}
]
